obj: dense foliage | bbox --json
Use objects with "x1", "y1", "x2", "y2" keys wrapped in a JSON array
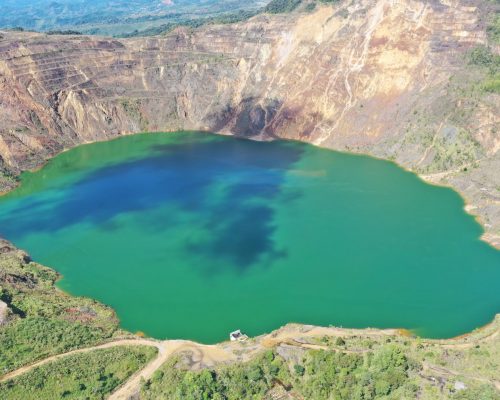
[
  {"x1": 264, "y1": 0, "x2": 302, "y2": 14},
  {"x1": 121, "y1": 10, "x2": 259, "y2": 38},
  {"x1": 141, "y1": 344, "x2": 423, "y2": 400},
  {"x1": 46, "y1": 30, "x2": 82, "y2": 35},
  {"x1": 141, "y1": 350, "x2": 289, "y2": 399},
  {"x1": 296, "y1": 345, "x2": 420, "y2": 399},
  {"x1": 0, "y1": 346, "x2": 157, "y2": 400},
  {"x1": 263, "y1": 0, "x2": 343, "y2": 14},
  {"x1": 0, "y1": 245, "x2": 121, "y2": 374}
]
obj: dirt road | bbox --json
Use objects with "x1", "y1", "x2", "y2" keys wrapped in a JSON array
[
  {"x1": 0, "y1": 338, "x2": 162, "y2": 383},
  {"x1": 1, "y1": 318, "x2": 498, "y2": 399}
]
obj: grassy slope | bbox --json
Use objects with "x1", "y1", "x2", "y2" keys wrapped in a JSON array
[
  {"x1": 0, "y1": 346, "x2": 157, "y2": 400},
  {"x1": 0, "y1": 240, "x2": 126, "y2": 374}
]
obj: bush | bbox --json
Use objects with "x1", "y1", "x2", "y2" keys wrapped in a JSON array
[
  {"x1": 469, "y1": 46, "x2": 496, "y2": 67},
  {"x1": 141, "y1": 351, "x2": 290, "y2": 400},
  {"x1": 294, "y1": 364, "x2": 305, "y2": 376},
  {"x1": 487, "y1": 14, "x2": 500, "y2": 44},
  {"x1": 265, "y1": 0, "x2": 302, "y2": 14},
  {"x1": 482, "y1": 75, "x2": 500, "y2": 93},
  {"x1": 296, "y1": 344, "x2": 418, "y2": 399},
  {"x1": 46, "y1": 30, "x2": 82, "y2": 35},
  {"x1": 452, "y1": 384, "x2": 500, "y2": 400},
  {"x1": 305, "y1": 3, "x2": 317, "y2": 12},
  {"x1": 468, "y1": 46, "x2": 500, "y2": 94}
]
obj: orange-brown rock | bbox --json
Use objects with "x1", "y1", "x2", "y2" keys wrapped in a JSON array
[{"x1": 0, "y1": 0, "x2": 498, "y2": 246}]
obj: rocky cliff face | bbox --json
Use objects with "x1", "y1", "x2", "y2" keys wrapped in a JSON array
[{"x1": 0, "y1": 0, "x2": 498, "y2": 246}]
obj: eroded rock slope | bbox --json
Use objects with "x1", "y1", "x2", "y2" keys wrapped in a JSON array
[{"x1": 0, "y1": 0, "x2": 498, "y2": 246}]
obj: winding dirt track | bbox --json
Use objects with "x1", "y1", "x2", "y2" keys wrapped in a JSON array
[
  {"x1": 109, "y1": 340, "x2": 234, "y2": 400},
  {"x1": 422, "y1": 362, "x2": 500, "y2": 391},
  {"x1": 0, "y1": 338, "x2": 236, "y2": 400},
  {"x1": 0, "y1": 339, "x2": 162, "y2": 384},
  {"x1": 1, "y1": 321, "x2": 498, "y2": 399}
]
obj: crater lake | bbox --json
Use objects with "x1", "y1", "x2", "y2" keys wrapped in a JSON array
[{"x1": 0, "y1": 132, "x2": 499, "y2": 342}]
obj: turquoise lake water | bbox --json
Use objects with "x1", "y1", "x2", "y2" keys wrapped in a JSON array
[{"x1": 0, "y1": 132, "x2": 498, "y2": 342}]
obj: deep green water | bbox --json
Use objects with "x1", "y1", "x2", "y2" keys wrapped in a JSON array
[{"x1": 0, "y1": 132, "x2": 499, "y2": 342}]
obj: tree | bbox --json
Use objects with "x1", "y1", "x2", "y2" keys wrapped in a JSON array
[{"x1": 293, "y1": 364, "x2": 305, "y2": 376}]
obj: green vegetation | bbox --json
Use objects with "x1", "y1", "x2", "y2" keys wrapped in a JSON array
[
  {"x1": 263, "y1": 0, "x2": 340, "y2": 14},
  {"x1": 481, "y1": 75, "x2": 500, "y2": 93},
  {"x1": 46, "y1": 30, "x2": 82, "y2": 35},
  {"x1": 428, "y1": 128, "x2": 482, "y2": 172},
  {"x1": 139, "y1": 317, "x2": 500, "y2": 400},
  {"x1": 0, "y1": 228, "x2": 498, "y2": 399},
  {"x1": 295, "y1": 345, "x2": 420, "y2": 399},
  {"x1": 0, "y1": 169, "x2": 18, "y2": 187},
  {"x1": 469, "y1": 46, "x2": 500, "y2": 94},
  {"x1": 453, "y1": 385, "x2": 500, "y2": 400},
  {"x1": 305, "y1": 3, "x2": 317, "y2": 12},
  {"x1": 121, "y1": 0, "x2": 347, "y2": 36},
  {"x1": 141, "y1": 350, "x2": 291, "y2": 399},
  {"x1": 0, "y1": 346, "x2": 156, "y2": 400},
  {"x1": 121, "y1": 9, "x2": 259, "y2": 38},
  {"x1": 0, "y1": 243, "x2": 122, "y2": 374},
  {"x1": 0, "y1": 317, "x2": 113, "y2": 374},
  {"x1": 140, "y1": 345, "x2": 422, "y2": 399},
  {"x1": 120, "y1": 99, "x2": 148, "y2": 130},
  {"x1": 313, "y1": 328, "x2": 500, "y2": 400},
  {"x1": 469, "y1": 46, "x2": 499, "y2": 69},
  {"x1": 1, "y1": 0, "x2": 346, "y2": 38},
  {"x1": 0, "y1": 0, "x2": 264, "y2": 37},
  {"x1": 405, "y1": 42, "x2": 499, "y2": 173},
  {"x1": 487, "y1": 13, "x2": 500, "y2": 44},
  {"x1": 264, "y1": 0, "x2": 302, "y2": 14}
]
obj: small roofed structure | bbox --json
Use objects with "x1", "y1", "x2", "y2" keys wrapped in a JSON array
[{"x1": 229, "y1": 329, "x2": 248, "y2": 342}]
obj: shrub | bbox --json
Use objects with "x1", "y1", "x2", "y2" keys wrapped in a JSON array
[
  {"x1": 0, "y1": 346, "x2": 156, "y2": 400},
  {"x1": 294, "y1": 364, "x2": 305, "y2": 376},
  {"x1": 487, "y1": 14, "x2": 500, "y2": 44},
  {"x1": 265, "y1": 0, "x2": 302, "y2": 14}
]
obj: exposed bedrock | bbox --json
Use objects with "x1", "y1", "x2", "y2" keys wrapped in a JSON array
[{"x1": 0, "y1": 0, "x2": 498, "y2": 246}]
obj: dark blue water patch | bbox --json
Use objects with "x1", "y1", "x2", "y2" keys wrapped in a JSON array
[
  {"x1": 0, "y1": 138, "x2": 304, "y2": 272},
  {"x1": 1, "y1": 132, "x2": 500, "y2": 341},
  {"x1": 186, "y1": 196, "x2": 287, "y2": 271}
]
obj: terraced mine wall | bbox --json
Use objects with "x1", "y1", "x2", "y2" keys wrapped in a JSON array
[{"x1": 0, "y1": 0, "x2": 498, "y2": 246}]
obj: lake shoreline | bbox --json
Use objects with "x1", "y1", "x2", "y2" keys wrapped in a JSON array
[
  {"x1": 0, "y1": 130, "x2": 498, "y2": 344},
  {"x1": 1, "y1": 231, "x2": 500, "y2": 345},
  {"x1": 1, "y1": 130, "x2": 497, "y2": 250}
]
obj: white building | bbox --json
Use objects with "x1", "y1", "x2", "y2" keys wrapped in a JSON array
[{"x1": 229, "y1": 329, "x2": 248, "y2": 341}]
